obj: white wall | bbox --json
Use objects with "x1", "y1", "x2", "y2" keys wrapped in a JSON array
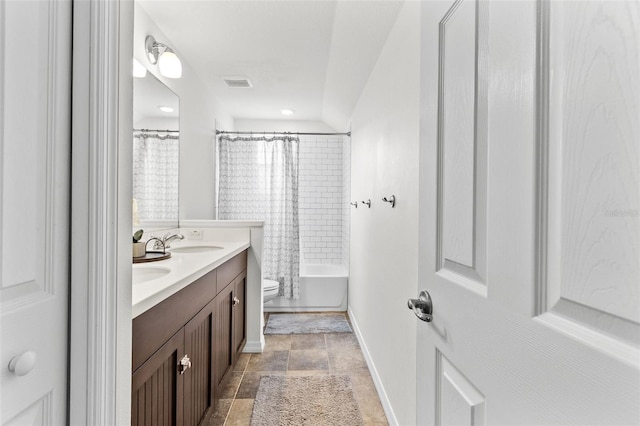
[
  {"x1": 348, "y1": 2, "x2": 420, "y2": 425},
  {"x1": 134, "y1": 3, "x2": 234, "y2": 221}
]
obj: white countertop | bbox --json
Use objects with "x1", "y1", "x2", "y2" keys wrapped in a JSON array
[{"x1": 132, "y1": 240, "x2": 250, "y2": 318}]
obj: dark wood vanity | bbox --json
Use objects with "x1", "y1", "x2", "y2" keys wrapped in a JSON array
[{"x1": 131, "y1": 250, "x2": 247, "y2": 426}]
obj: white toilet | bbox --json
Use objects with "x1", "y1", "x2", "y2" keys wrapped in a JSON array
[{"x1": 263, "y1": 279, "x2": 280, "y2": 303}]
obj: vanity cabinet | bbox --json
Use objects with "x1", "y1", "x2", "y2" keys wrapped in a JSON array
[
  {"x1": 132, "y1": 250, "x2": 247, "y2": 426},
  {"x1": 132, "y1": 328, "x2": 185, "y2": 426},
  {"x1": 233, "y1": 271, "x2": 247, "y2": 359},
  {"x1": 213, "y1": 268, "x2": 247, "y2": 394}
]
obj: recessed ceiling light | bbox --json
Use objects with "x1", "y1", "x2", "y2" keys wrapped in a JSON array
[
  {"x1": 158, "y1": 106, "x2": 174, "y2": 113},
  {"x1": 281, "y1": 109, "x2": 294, "y2": 115}
]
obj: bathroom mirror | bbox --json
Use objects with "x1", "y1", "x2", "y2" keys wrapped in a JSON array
[{"x1": 132, "y1": 71, "x2": 180, "y2": 230}]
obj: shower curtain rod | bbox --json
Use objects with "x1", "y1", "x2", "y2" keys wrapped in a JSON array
[
  {"x1": 216, "y1": 130, "x2": 351, "y2": 137},
  {"x1": 134, "y1": 128, "x2": 179, "y2": 133}
]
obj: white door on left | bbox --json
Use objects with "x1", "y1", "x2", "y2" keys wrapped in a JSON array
[{"x1": 0, "y1": 0, "x2": 71, "y2": 424}]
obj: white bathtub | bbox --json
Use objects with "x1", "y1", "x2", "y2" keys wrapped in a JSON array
[{"x1": 264, "y1": 263, "x2": 348, "y2": 312}]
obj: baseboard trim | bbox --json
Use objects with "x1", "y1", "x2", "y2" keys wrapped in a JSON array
[
  {"x1": 348, "y1": 307, "x2": 399, "y2": 426},
  {"x1": 243, "y1": 337, "x2": 265, "y2": 353}
]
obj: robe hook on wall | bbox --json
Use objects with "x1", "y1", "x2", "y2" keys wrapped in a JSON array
[
  {"x1": 350, "y1": 202, "x2": 358, "y2": 208},
  {"x1": 361, "y1": 199, "x2": 371, "y2": 208},
  {"x1": 382, "y1": 195, "x2": 396, "y2": 208}
]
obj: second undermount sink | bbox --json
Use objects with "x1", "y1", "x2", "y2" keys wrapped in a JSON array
[
  {"x1": 132, "y1": 265, "x2": 171, "y2": 284},
  {"x1": 170, "y1": 245, "x2": 224, "y2": 254}
]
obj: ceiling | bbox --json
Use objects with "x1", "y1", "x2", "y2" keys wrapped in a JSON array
[{"x1": 137, "y1": 0, "x2": 403, "y2": 130}]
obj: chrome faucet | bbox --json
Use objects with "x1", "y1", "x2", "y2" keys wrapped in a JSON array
[{"x1": 154, "y1": 232, "x2": 184, "y2": 250}]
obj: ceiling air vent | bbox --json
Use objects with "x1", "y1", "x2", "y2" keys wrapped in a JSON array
[{"x1": 223, "y1": 78, "x2": 252, "y2": 88}]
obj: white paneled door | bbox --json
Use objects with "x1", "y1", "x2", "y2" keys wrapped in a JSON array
[
  {"x1": 1, "y1": 0, "x2": 71, "y2": 424},
  {"x1": 416, "y1": 0, "x2": 639, "y2": 424}
]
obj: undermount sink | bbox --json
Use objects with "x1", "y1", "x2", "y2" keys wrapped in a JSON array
[
  {"x1": 132, "y1": 266, "x2": 171, "y2": 284},
  {"x1": 170, "y1": 245, "x2": 224, "y2": 254}
]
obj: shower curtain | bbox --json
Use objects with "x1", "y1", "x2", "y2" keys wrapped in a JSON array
[
  {"x1": 132, "y1": 132, "x2": 179, "y2": 221},
  {"x1": 217, "y1": 135, "x2": 300, "y2": 299}
]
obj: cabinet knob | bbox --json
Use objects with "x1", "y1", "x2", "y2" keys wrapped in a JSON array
[
  {"x1": 178, "y1": 355, "x2": 191, "y2": 375},
  {"x1": 233, "y1": 296, "x2": 240, "y2": 306}
]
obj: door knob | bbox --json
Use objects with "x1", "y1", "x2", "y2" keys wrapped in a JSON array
[
  {"x1": 8, "y1": 350, "x2": 37, "y2": 376},
  {"x1": 408, "y1": 290, "x2": 433, "y2": 322}
]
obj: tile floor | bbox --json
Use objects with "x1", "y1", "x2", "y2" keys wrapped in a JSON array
[{"x1": 207, "y1": 314, "x2": 388, "y2": 425}]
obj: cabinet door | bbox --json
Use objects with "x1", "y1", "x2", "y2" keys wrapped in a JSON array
[
  {"x1": 184, "y1": 299, "x2": 215, "y2": 426},
  {"x1": 214, "y1": 284, "x2": 234, "y2": 393},
  {"x1": 132, "y1": 329, "x2": 185, "y2": 426},
  {"x1": 232, "y1": 271, "x2": 247, "y2": 361}
]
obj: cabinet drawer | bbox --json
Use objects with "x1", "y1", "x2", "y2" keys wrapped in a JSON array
[{"x1": 216, "y1": 250, "x2": 247, "y2": 293}]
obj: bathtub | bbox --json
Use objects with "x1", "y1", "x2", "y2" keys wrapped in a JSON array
[{"x1": 264, "y1": 263, "x2": 348, "y2": 312}]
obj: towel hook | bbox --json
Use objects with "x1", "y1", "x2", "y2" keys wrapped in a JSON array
[
  {"x1": 382, "y1": 195, "x2": 396, "y2": 208},
  {"x1": 350, "y1": 202, "x2": 358, "y2": 208},
  {"x1": 361, "y1": 199, "x2": 371, "y2": 208}
]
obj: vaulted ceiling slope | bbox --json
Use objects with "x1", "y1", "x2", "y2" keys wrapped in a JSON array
[{"x1": 138, "y1": 0, "x2": 403, "y2": 130}]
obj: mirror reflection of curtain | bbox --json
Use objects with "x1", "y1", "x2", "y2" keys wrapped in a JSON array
[
  {"x1": 132, "y1": 132, "x2": 179, "y2": 221},
  {"x1": 217, "y1": 135, "x2": 300, "y2": 299}
]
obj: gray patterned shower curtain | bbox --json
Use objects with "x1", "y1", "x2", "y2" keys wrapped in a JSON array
[
  {"x1": 217, "y1": 135, "x2": 300, "y2": 299},
  {"x1": 132, "y1": 132, "x2": 179, "y2": 221}
]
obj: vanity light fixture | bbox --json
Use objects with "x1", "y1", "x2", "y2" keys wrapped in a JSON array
[
  {"x1": 281, "y1": 109, "x2": 294, "y2": 116},
  {"x1": 145, "y1": 35, "x2": 182, "y2": 79},
  {"x1": 133, "y1": 58, "x2": 147, "y2": 78},
  {"x1": 158, "y1": 106, "x2": 174, "y2": 113}
]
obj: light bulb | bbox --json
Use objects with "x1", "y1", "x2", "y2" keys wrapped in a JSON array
[{"x1": 158, "y1": 51, "x2": 182, "y2": 79}]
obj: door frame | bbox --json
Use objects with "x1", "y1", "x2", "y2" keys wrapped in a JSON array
[{"x1": 69, "y1": 0, "x2": 133, "y2": 424}]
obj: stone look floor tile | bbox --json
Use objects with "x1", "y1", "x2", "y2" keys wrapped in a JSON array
[
  {"x1": 218, "y1": 372, "x2": 243, "y2": 399},
  {"x1": 214, "y1": 314, "x2": 388, "y2": 425},
  {"x1": 325, "y1": 332, "x2": 360, "y2": 349},
  {"x1": 236, "y1": 371, "x2": 285, "y2": 399},
  {"x1": 246, "y1": 350, "x2": 289, "y2": 371},
  {"x1": 290, "y1": 333, "x2": 326, "y2": 350},
  {"x1": 350, "y1": 370, "x2": 380, "y2": 399},
  {"x1": 225, "y1": 399, "x2": 254, "y2": 426},
  {"x1": 286, "y1": 369, "x2": 329, "y2": 376},
  {"x1": 328, "y1": 346, "x2": 369, "y2": 371},
  {"x1": 356, "y1": 397, "x2": 388, "y2": 424},
  {"x1": 233, "y1": 353, "x2": 250, "y2": 372},
  {"x1": 288, "y1": 349, "x2": 329, "y2": 371},
  {"x1": 263, "y1": 335, "x2": 291, "y2": 351},
  {"x1": 207, "y1": 399, "x2": 232, "y2": 426}
]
